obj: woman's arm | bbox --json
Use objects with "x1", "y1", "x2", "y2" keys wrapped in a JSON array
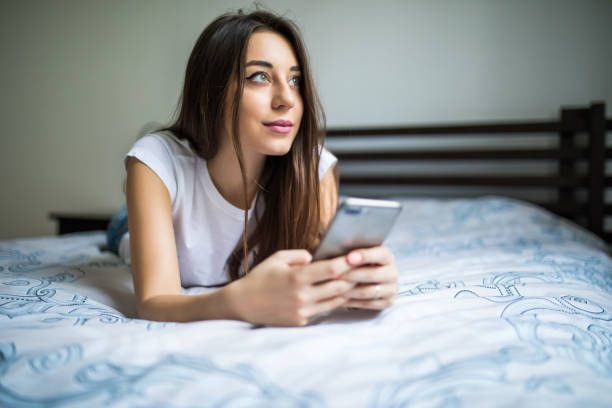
[
  {"x1": 126, "y1": 157, "x2": 354, "y2": 325},
  {"x1": 126, "y1": 157, "x2": 239, "y2": 322}
]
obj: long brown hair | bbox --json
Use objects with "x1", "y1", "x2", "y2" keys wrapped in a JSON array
[{"x1": 159, "y1": 9, "x2": 326, "y2": 280}]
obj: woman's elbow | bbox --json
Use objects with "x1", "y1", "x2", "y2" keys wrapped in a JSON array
[{"x1": 135, "y1": 297, "x2": 171, "y2": 322}]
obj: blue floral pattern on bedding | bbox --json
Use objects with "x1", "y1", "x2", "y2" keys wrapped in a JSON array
[{"x1": 1, "y1": 197, "x2": 611, "y2": 407}]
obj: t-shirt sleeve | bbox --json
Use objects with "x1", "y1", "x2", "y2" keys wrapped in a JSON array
[
  {"x1": 124, "y1": 134, "x2": 178, "y2": 204},
  {"x1": 318, "y1": 146, "x2": 338, "y2": 180}
]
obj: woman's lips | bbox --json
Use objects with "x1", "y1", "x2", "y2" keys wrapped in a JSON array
[{"x1": 263, "y1": 120, "x2": 293, "y2": 134}]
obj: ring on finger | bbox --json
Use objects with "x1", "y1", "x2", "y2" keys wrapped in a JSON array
[{"x1": 375, "y1": 284, "x2": 381, "y2": 299}]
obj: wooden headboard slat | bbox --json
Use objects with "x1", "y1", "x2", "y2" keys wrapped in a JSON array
[
  {"x1": 340, "y1": 175, "x2": 586, "y2": 187},
  {"x1": 587, "y1": 103, "x2": 606, "y2": 237},
  {"x1": 326, "y1": 115, "x2": 595, "y2": 137},
  {"x1": 336, "y1": 149, "x2": 588, "y2": 160}
]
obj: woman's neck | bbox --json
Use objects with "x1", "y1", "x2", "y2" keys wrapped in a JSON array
[{"x1": 207, "y1": 143, "x2": 265, "y2": 210}]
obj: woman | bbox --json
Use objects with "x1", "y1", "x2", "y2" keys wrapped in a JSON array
[{"x1": 113, "y1": 9, "x2": 398, "y2": 326}]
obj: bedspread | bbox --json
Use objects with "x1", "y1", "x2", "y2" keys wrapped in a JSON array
[{"x1": 1, "y1": 196, "x2": 611, "y2": 407}]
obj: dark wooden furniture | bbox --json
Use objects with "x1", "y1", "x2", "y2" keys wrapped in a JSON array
[
  {"x1": 49, "y1": 212, "x2": 113, "y2": 235},
  {"x1": 327, "y1": 102, "x2": 611, "y2": 243}
]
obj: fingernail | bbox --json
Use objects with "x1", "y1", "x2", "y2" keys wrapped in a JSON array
[{"x1": 347, "y1": 251, "x2": 362, "y2": 265}]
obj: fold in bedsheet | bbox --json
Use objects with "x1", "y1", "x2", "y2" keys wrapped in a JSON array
[{"x1": 1, "y1": 196, "x2": 611, "y2": 407}]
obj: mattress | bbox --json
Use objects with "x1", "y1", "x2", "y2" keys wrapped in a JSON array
[{"x1": 1, "y1": 196, "x2": 611, "y2": 407}]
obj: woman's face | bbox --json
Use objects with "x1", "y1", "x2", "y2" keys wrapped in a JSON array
[{"x1": 231, "y1": 30, "x2": 304, "y2": 157}]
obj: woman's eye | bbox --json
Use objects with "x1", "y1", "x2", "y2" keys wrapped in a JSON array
[
  {"x1": 289, "y1": 76, "x2": 301, "y2": 87},
  {"x1": 247, "y1": 72, "x2": 268, "y2": 83}
]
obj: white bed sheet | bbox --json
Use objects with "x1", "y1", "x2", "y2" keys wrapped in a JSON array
[{"x1": 1, "y1": 196, "x2": 611, "y2": 407}]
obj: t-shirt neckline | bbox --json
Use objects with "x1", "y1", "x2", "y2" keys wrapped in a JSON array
[{"x1": 200, "y1": 160, "x2": 257, "y2": 221}]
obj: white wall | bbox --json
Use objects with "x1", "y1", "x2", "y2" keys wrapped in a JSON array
[{"x1": 1, "y1": 0, "x2": 611, "y2": 239}]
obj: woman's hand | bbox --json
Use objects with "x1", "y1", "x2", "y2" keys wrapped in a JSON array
[
  {"x1": 340, "y1": 246, "x2": 398, "y2": 310},
  {"x1": 229, "y1": 249, "x2": 355, "y2": 326}
]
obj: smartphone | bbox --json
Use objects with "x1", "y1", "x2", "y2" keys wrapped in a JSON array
[{"x1": 312, "y1": 197, "x2": 402, "y2": 261}]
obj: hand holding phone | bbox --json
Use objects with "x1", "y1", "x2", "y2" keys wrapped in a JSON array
[{"x1": 313, "y1": 197, "x2": 402, "y2": 261}]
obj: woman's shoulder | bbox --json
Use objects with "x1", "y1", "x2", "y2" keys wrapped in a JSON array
[
  {"x1": 318, "y1": 146, "x2": 338, "y2": 180},
  {"x1": 124, "y1": 131, "x2": 201, "y2": 206},
  {"x1": 137, "y1": 131, "x2": 197, "y2": 159}
]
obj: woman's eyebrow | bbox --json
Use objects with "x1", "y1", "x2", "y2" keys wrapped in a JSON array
[{"x1": 246, "y1": 60, "x2": 301, "y2": 71}]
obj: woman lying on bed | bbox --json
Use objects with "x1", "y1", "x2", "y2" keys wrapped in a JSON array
[{"x1": 112, "y1": 10, "x2": 398, "y2": 326}]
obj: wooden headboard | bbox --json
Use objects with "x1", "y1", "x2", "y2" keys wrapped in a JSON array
[{"x1": 326, "y1": 102, "x2": 611, "y2": 243}]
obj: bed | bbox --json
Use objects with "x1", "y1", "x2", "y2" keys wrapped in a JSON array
[{"x1": 1, "y1": 102, "x2": 611, "y2": 407}]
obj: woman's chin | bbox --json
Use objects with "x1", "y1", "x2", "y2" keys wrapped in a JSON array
[
  {"x1": 261, "y1": 141, "x2": 294, "y2": 156},
  {"x1": 265, "y1": 147, "x2": 292, "y2": 156}
]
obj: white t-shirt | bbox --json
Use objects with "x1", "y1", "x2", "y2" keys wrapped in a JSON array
[{"x1": 120, "y1": 132, "x2": 337, "y2": 287}]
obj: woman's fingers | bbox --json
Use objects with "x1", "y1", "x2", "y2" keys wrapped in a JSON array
[
  {"x1": 290, "y1": 256, "x2": 352, "y2": 286},
  {"x1": 342, "y1": 264, "x2": 396, "y2": 283},
  {"x1": 345, "y1": 282, "x2": 397, "y2": 300},
  {"x1": 301, "y1": 294, "x2": 347, "y2": 319},
  {"x1": 342, "y1": 246, "x2": 396, "y2": 283},
  {"x1": 286, "y1": 271, "x2": 354, "y2": 325},
  {"x1": 274, "y1": 250, "x2": 353, "y2": 286},
  {"x1": 346, "y1": 246, "x2": 394, "y2": 267},
  {"x1": 272, "y1": 249, "x2": 312, "y2": 266},
  {"x1": 344, "y1": 298, "x2": 393, "y2": 310},
  {"x1": 301, "y1": 279, "x2": 354, "y2": 303},
  {"x1": 341, "y1": 246, "x2": 398, "y2": 312}
]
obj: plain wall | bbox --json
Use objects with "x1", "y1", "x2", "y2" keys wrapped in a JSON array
[{"x1": 1, "y1": 0, "x2": 611, "y2": 239}]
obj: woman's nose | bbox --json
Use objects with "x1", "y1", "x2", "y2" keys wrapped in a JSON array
[{"x1": 271, "y1": 82, "x2": 296, "y2": 110}]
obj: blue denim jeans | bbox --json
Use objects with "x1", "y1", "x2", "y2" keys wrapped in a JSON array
[{"x1": 106, "y1": 206, "x2": 128, "y2": 255}]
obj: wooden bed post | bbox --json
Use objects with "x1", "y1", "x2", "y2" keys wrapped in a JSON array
[
  {"x1": 559, "y1": 108, "x2": 576, "y2": 221},
  {"x1": 587, "y1": 102, "x2": 605, "y2": 238}
]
